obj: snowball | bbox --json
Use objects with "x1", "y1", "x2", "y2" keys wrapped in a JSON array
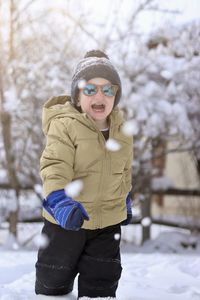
[
  {"x1": 121, "y1": 120, "x2": 139, "y2": 136},
  {"x1": 65, "y1": 180, "x2": 83, "y2": 198},
  {"x1": 114, "y1": 233, "x2": 121, "y2": 240},
  {"x1": 105, "y1": 138, "x2": 121, "y2": 151},
  {"x1": 34, "y1": 233, "x2": 49, "y2": 249},
  {"x1": 141, "y1": 217, "x2": 152, "y2": 227},
  {"x1": 78, "y1": 79, "x2": 86, "y2": 89}
]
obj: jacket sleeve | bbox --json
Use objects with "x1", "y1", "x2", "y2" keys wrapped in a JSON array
[
  {"x1": 40, "y1": 118, "x2": 75, "y2": 197},
  {"x1": 124, "y1": 137, "x2": 133, "y2": 193}
]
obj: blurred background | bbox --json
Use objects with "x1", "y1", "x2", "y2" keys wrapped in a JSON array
[{"x1": 0, "y1": 0, "x2": 200, "y2": 247}]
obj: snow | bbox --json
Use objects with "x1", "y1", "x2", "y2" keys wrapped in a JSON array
[
  {"x1": 33, "y1": 234, "x2": 49, "y2": 249},
  {"x1": 0, "y1": 170, "x2": 8, "y2": 183},
  {"x1": 160, "y1": 70, "x2": 173, "y2": 80},
  {"x1": 0, "y1": 250, "x2": 200, "y2": 300},
  {"x1": 34, "y1": 185, "x2": 43, "y2": 196},
  {"x1": 65, "y1": 180, "x2": 84, "y2": 198},
  {"x1": 121, "y1": 120, "x2": 139, "y2": 136},
  {"x1": 1, "y1": 225, "x2": 200, "y2": 300},
  {"x1": 141, "y1": 217, "x2": 152, "y2": 227},
  {"x1": 105, "y1": 139, "x2": 121, "y2": 152},
  {"x1": 151, "y1": 176, "x2": 174, "y2": 190},
  {"x1": 80, "y1": 297, "x2": 116, "y2": 300},
  {"x1": 114, "y1": 233, "x2": 121, "y2": 241},
  {"x1": 78, "y1": 80, "x2": 87, "y2": 89}
]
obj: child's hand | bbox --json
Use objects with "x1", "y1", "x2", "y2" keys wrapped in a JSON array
[
  {"x1": 121, "y1": 192, "x2": 132, "y2": 226},
  {"x1": 43, "y1": 189, "x2": 89, "y2": 231}
]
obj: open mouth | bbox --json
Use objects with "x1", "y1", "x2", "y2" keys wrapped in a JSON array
[{"x1": 91, "y1": 104, "x2": 105, "y2": 112}]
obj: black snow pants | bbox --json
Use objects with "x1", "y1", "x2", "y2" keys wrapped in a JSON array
[{"x1": 35, "y1": 219, "x2": 122, "y2": 298}]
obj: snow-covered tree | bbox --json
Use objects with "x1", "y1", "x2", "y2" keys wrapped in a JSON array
[
  {"x1": 0, "y1": 0, "x2": 88, "y2": 236},
  {"x1": 118, "y1": 21, "x2": 200, "y2": 190}
]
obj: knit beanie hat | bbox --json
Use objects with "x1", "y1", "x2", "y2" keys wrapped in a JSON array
[{"x1": 71, "y1": 50, "x2": 122, "y2": 107}]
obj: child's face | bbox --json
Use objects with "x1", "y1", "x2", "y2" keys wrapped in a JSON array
[{"x1": 78, "y1": 78, "x2": 116, "y2": 126}]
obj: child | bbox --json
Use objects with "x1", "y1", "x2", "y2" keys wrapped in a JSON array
[{"x1": 35, "y1": 50, "x2": 133, "y2": 299}]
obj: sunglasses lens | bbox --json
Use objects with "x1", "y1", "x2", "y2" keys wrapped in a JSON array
[
  {"x1": 102, "y1": 85, "x2": 117, "y2": 96},
  {"x1": 82, "y1": 83, "x2": 118, "y2": 97},
  {"x1": 83, "y1": 84, "x2": 97, "y2": 96}
]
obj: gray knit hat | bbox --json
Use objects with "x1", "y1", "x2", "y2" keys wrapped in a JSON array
[{"x1": 71, "y1": 50, "x2": 121, "y2": 107}]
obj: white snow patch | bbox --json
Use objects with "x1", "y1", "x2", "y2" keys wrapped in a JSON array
[
  {"x1": 79, "y1": 297, "x2": 117, "y2": 300},
  {"x1": 7, "y1": 197, "x2": 18, "y2": 213},
  {"x1": 152, "y1": 176, "x2": 174, "y2": 190},
  {"x1": 3, "y1": 234, "x2": 20, "y2": 251},
  {"x1": 0, "y1": 169, "x2": 8, "y2": 182},
  {"x1": 136, "y1": 106, "x2": 148, "y2": 121},
  {"x1": 1, "y1": 249, "x2": 200, "y2": 300},
  {"x1": 1, "y1": 225, "x2": 200, "y2": 299},
  {"x1": 157, "y1": 100, "x2": 173, "y2": 116}
]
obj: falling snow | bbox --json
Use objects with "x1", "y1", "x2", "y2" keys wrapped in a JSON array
[
  {"x1": 105, "y1": 139, "x2": 121, "y2": 152},
  {"x1": 65, "y1": 180, "x2": 84, "y2": 198}
]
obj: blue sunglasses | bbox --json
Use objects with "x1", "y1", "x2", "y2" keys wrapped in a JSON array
[{"x1": 82, "y1": 83, "x2": 118, "y2": 97}]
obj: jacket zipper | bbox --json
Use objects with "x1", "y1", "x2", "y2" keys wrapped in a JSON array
[{"x1": 95, "y1": 121, "x2": 114, "y2": 228}]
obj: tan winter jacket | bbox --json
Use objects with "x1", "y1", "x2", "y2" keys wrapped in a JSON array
[{"x1": 40, "y1": 95, "x2": 133, "y2": 230}]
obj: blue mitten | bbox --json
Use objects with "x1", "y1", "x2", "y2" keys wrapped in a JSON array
[
  {"x1": 121, "y1": 192, "x2": 132, "y2": 226},
  {"x1": 43, "y1": 189, "x2": 89, "y2": 231}
]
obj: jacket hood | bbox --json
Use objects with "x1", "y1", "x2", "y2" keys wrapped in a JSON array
[{"x1": 42, "y1": 95, "x2": 124, "y2": 135}]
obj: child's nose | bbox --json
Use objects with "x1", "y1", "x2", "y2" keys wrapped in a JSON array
[{"x1": 95, "y1": 88, "x2": 104, "y2": 98}]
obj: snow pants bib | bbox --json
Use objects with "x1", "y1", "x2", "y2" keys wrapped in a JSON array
[{"x1": 35, "y1": 220, "x2": 122, "y2": 298}]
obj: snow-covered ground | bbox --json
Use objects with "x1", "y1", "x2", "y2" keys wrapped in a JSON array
[{"x1": 0, "y1": 223, "x2": 200, "y2": 300}]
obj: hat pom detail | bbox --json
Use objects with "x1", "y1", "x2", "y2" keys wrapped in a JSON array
[{"x1": 84, "y1": 50, "x2": 109, "y2": 59}]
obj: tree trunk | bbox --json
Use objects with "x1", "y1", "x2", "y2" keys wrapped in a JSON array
[
  {"x1": 0, "y1": 0, "x2": 23, "y2": 237},
  {"x1": 141, "y1": 192, "x2": 152, "y2": 243},
  {"x1": 1, "y1": 111, "x2": 19, "y2": 237},
  {"x1": 8, "y1": 192, "x2": 19, "y2": 236}
]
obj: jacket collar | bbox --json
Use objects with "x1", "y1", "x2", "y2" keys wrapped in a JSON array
[{"x1": 42, "y1": 95, "x2": 124, "y2": 134}]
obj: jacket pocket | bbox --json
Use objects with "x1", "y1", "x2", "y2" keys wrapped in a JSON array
[{"x1": 112, "y1": 159, "x2": 125, "y2": 174}]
